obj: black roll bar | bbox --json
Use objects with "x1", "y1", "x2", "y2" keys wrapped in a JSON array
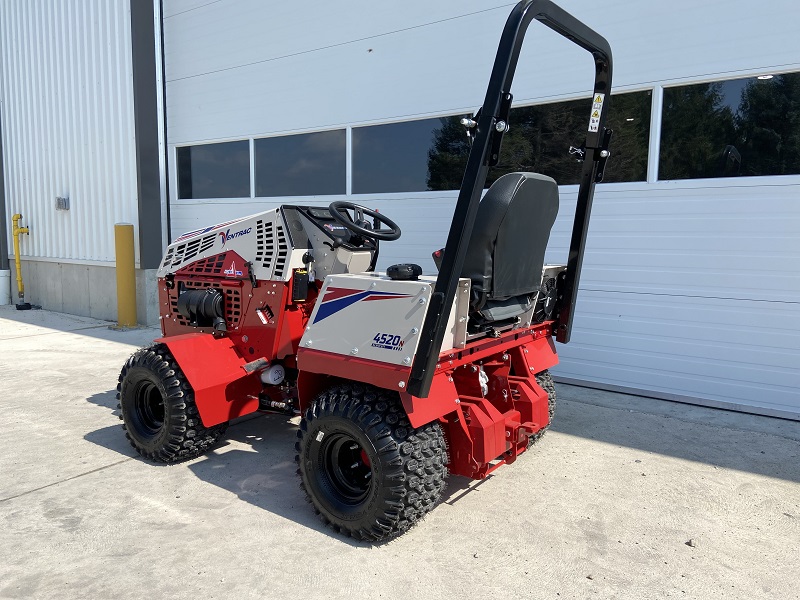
[{"x1": 407, "y1": 0, "x2": 613, "y2": 398}]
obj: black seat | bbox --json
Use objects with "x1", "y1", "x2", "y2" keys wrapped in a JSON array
[{"x1": 439, "y1": 172, "x2": 559, "y2": 327}]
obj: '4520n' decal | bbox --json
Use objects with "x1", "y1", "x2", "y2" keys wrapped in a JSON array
[{"x1": 371, "y1": 333, "x2": 404, "y2": 351}]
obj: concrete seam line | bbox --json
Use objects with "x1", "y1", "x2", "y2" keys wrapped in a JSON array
[{"x1": 0, "y1": 457, "x2": 135, "y2": 504}]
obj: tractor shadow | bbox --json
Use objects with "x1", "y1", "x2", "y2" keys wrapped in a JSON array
[
  {"x1": 84, "y1": 389, "x2": 138, "y2": 456},
  {"x1": 82, "y1": 408, "x2": 375, "y2": 545},
  {"x1": 182, "y1": 414, "x2": 362, "y2": 543},
  {"x1": 83, "y1": 400, "x2": 490, "y2": 544}
]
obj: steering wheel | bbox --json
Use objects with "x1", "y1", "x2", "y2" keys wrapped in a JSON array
[{"x1": 328, "y1": 201, "x2": 401, "y2": 242}]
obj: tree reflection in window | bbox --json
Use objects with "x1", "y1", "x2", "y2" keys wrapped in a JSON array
[
  {"x1": 427, "y1": 90, "x2": 651, "y2": 190},
  {"x1": 660, "y1": 73, "x2": 800, "y2": 180}
]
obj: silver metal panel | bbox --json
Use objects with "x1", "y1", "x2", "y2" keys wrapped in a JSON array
[
  {"x1": 0, "y1": 0, "x2": 138, "y2": 264},
  {"x1": 301, "y1": 273, "x2": 469, "y2": 365}
]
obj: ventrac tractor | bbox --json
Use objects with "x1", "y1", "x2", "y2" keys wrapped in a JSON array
[{"x1": 117, "y1": 0, "x2": 613, "y2": 541}]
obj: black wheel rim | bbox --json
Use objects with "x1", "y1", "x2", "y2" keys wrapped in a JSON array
[
  {"x1": 132, "y1": 380, "x2": 165, "y2": 438},
  {"x1": 320, "y1": 433, "x2": 373, "y2": 505}
]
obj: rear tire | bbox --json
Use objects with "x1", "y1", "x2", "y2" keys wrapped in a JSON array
[
  {"x1": 117, "y1": 344, "x2": 227, "y2": 462},
  {"x1": 528, "y1": 370, "x2": 556, "y2": 447},
  {"x1": 296, "y1": 382, "x2": 448, "y2": 542}
]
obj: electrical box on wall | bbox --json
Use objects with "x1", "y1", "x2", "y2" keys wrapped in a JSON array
[{"x1": 55, "y1": 196, "x2": 69, "y2": 210}]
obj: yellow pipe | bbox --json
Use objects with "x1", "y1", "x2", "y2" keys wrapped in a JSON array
[
  {"x1": 11, "y1": 213, "x2": 29, "y2": 300},
  {"x1": 115, "y1": 223, "x2": 137, "y2": 327}
]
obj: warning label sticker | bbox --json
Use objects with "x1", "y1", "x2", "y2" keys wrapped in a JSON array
[{"x1": 588, "y1": 93, "x2": 605, "y2": 132}]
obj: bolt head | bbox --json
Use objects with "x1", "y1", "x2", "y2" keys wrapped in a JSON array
[
  {"x1": 398, "y1": 381, "x2": 406, "y2": 388},
  {"x1": 403, "y1": 357, "x2": 411, "y2": 365}
]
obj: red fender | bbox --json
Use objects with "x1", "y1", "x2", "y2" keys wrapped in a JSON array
[{"x1": 157, "y1": 333, "x2": 262, "y2": 427}]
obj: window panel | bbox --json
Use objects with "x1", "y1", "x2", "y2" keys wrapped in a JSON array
[
  {"x1": 255, "y1": 130, "x2": 346, "y2": 197},
  {"x1": 177, "y1": 141, "x2": 250, "y2": 199},
  {"x1": 353, "y1": 91, "x2": 651, "y2": 194},
  {"x1": 659, "y1": 73, "x2": 800, "y2": 180},
  {"x1": 353, "y1": 119, "x2": 448, "y2": 194},
  {"x1": 485, "y1": 91, "x2": 651, "y2": 186}
]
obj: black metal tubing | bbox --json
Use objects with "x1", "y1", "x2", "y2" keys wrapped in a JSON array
[{"x1": 407, "y1": 0, "x2": 613, "y2": 398}]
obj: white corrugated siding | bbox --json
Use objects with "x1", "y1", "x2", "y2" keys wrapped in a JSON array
[
  {"x1": 162, "y1": 0, "x2": 800, "y2": 418},
  {"x1": 0, "y1": 0, "x2": 138, "y2": 263}
]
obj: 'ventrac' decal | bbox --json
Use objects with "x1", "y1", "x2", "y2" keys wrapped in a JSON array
[{"x1": 219, "y1": 227, "x2": 252, "y2": 247}]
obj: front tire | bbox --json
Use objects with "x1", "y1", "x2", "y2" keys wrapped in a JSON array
[
  {"x1": 296, "y1": 383, "x2": 448, "y2": 542},
  {"x1": 117, "y1": 344, "x2": 227, "y2": 462}
]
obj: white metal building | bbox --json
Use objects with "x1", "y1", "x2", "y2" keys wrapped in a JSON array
[{"x1": 1, "y1": 0, "x2": 799, "y2": 420}]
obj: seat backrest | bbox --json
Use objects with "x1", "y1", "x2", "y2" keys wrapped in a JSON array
[{"x1": 461, "y1": 172, "x2": 559, "y2": 316}]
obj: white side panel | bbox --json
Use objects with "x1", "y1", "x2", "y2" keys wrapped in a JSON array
[
  {"x1": 302, "y1": 273, "x2": 469, "y2": 365},
  {"x1": 163, "y1": 0, "x2": 800, "y2": 144},
  {"x1": 303, "y1": 274, "x2": 433, "y2": 366},
  {"x1": 0, "y1": 0, "x2": 138, "y2": 263}
]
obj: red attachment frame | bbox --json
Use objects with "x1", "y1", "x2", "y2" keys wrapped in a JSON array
[
  {"x1": 297, "y1": 321, "x2": 558, "y2": 479},
  {"x1": 413, "y1": 323, "x2": 558, "y2": 478}
]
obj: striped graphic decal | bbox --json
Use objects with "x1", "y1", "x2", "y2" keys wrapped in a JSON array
[
  {"x1": 313, "y1": 287, "x2": 413, "y2": 324},
  {"x1": 174, "y1": 219, "x2": 243, "y2": 242}
]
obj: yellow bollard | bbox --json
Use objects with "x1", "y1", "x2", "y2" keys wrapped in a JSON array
[{"x1": 114, "y1": 223, "x2": 137, "y2": 327}]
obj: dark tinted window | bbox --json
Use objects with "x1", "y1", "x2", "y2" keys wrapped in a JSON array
[
  {"x1": 430, "y1": 91, "x2": 651, "y2": 188},
  {"x1": 177, "y1": 141, "x2": 250, "y2": 199},
  {"x1": 353, "y1": 91, "x2": 651, "y2": 194},
  {"x1": 255, "y1": 130, "x2": 346, "y2": 197},
  {"x1": 353, "y1": 119, "x2": 447, "y2": 194},
  {"x1": 660, "y1": 73, "x2": 800, "y2": 179}
]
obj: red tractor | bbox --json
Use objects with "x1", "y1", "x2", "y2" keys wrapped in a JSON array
[{"x1": 117, "y1": 0, "x2": 613, "y2": 541}]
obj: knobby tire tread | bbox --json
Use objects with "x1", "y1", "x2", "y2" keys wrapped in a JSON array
[
  {"x1": 296, "y1": 382, "x2": 448, "y2": 542},
  {"x1": 117, "y1": 343, "x2": 227, "y2": 463}
]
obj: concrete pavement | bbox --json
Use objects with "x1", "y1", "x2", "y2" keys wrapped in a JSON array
[{"x1": 1, "y1": 305, "x2": 798, "y2": 599}]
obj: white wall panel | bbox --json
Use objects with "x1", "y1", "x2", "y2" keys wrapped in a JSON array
[
  {"x1": 163, "y1": 0, "x2": 800, "y2": 145},
  {"x1": 0, "y1": 0, "x2": 138, "y2": 263}
]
